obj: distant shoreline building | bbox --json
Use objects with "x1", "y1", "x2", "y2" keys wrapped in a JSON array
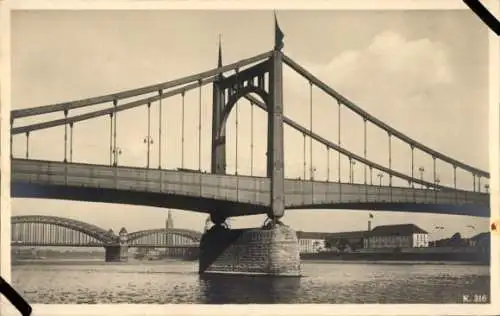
[
  {"x1": 364, "y1": 224, "x2": 429, "y2": 249},
  {"x1": 297, "y1": 223, "x2": 430, "y2": 253}
]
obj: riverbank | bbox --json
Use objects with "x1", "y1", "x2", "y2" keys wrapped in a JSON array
[{"x1": 301, "y1": 250, "x2": 489, "y2": 265}]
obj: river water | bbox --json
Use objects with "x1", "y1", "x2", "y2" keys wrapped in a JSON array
[{"x1": 11, "y1": 260, "x2": 490, "y2": 304}]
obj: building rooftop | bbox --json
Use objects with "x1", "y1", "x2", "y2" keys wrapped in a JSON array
[
  {"x1": 296, "y1": 231, "x2": 333, "y2": 240},
  {"x1": 296, "y1": 230, "x2": 369, "y2": 240},
  {"x1": 296, "y1": 223, "x2": 429, "y2": 240},
  {"x1": 368, "y1": 224, "x2": 428, "y2": 237}
]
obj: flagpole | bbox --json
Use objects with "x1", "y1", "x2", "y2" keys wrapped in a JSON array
[
  {"x1": 274, "y1": 11, "x2": 284, "y2": 51},
  {"x1": 367, "y1": 213, "x2": 373, "y2": 249}
]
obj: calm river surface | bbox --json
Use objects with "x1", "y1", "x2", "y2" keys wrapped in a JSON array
[{"x1": 12, "y1": 259, "x2": 490, "y2": 304}]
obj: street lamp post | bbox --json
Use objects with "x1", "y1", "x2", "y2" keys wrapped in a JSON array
[
  {"x1": 377, "y1": 173, "x2": 383, "y2": 186},
  {"x1": 143, "y1": 136, "x2": 154, "y2": 168},
  {"x1": 112, "y1": 147, "x2": 123, "y2": 166},
  {"x1": 377, "y1": 173, "x2": 384, "y2": 200},
  {"x1": 434, "y1": 177, "x2": 440, "y2": 202},
  {"x1": 350, "y1": 160, "x2": 356, "y2": 184},
  {"x1": 310, "y1": 167, "x2": 317, "y2": 180},
  {"x1": 418, "y1": 167, "x2": 425, "y2": 188}
]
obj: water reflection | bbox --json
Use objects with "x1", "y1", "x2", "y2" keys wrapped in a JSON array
[{"x1": 199, "y1": 274, "x2": 301, "y2": 304}]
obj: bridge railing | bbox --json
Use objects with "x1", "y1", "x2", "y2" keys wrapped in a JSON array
[{"x1": 12, "y1": 159, "x2": 489, "y2": 217}]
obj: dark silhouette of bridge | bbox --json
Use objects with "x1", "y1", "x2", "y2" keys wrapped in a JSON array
[
  {"x1": 9, "y1": 18, "x2": 490, "y2": 273},
  {"x1": 11, "y1": 214, "x2": 201, "y2": 261}
]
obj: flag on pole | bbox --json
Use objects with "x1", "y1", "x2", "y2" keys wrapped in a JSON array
[
  {"x1": 369, "y1": 213, "x2": 374, "y2": 219},
  {"x1": 274, "y1": 12, "x2": 284, "y2": 51},
  {"x1": 217, "y1": 34, "x2": 223, "y2": 68}
]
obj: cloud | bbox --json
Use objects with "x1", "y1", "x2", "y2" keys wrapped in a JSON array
[
  {"x1": 279, "y1": 30, "x2": 485, "y2": 190},
  {"x1": 298, "y1": 31, "x2": 453, "y2": 104}
]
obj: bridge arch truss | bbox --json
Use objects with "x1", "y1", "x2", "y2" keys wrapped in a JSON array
[
  {"x1": 127, "y1": 228, "x2": 202, "y2": 248},
  {"x1": 11, "y1": 215, "x2": 116, "y2": 247}
]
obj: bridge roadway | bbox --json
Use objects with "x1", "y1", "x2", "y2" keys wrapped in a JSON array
[{"x1": 11, "y1": 159, "x2": 490, "y2": 217}]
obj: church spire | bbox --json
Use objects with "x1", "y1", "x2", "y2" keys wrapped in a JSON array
[{"x1": 166, "y1": 210, "x2": 174, "y2": 229}]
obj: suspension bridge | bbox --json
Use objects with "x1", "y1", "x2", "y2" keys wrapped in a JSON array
[{"x1": 9, "y1": 18, "x2": 490, "y2": 274}]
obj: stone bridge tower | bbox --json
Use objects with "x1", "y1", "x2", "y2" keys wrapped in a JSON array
[{"x1": 104, "y1": 227, "x2": 129, "y2": 262}]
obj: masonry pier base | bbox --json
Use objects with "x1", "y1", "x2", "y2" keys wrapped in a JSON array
[
  {"x1": 104, "y1": 245, "x2": 128, "y2": 262},
  {"x1": 198, "y1": 223, "x2": 301, "y2": 276}
]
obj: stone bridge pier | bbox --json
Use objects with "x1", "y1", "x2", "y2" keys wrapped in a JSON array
[
  {"x1": 199, "y1": 48, "x2": 301, "y2": 277},
  {"x1": 104, "y1": 227, "x2": 129, "y2": 262},
  {"x1": 199, "y1": 220, "x2": 301, "y2": 276}
]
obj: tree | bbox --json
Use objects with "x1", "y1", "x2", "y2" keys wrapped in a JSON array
[
  {"x1": 324, "y1": 239, "x2": 332, "y2": 249},
  {"x1": 337, "y1": 238, "x2": 349, "y2": 252},
  {"x1": 313, "y1": 241, "x2": 322, "y2": 252},
  {"x1": 449, "y1": 232, "x2": 466, "y2": 247}
]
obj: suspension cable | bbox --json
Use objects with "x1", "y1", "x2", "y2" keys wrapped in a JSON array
[
  {"x1": 250, "y1": 101, "x2": 254, "y2": 176},
  {"x1": 64, "y1": 110, "x2": 68, "y2": 163},
  {"x1": 370, "y1": 166, "x2": 373, "y2": 185},
  {"x1": 433, "y1": 156, "x2": 436, "y2": 188},
  {"x1": 25, "y1": 132, "x2": 30, "y2": 159},
  {"x1": 338, "y1": 99, "x2": 341, "y2": 183},
  {"x1": 453, "y1": 165, "x2": 457, "y2": 189},
  {"x1": 235, "y1": 99, "x2": 239, "y2": 175},
  {"x1": 411, "y1": 145, "x2": 414, "y2": 188},
  {"x1": 147, "y1": 102, "x2": 151, "y2": 168},
  {"x1": 363, "y1": 118, "x2": 367, "y2": 184},
  {"x1": 109, "y1": 113, "x2": 113, "y2": 166},
  {"x1": 70, "y1": 122, "x2": 74, "y2": 163},
  {"x1": 349, "y1": 157, "x2": 352, "y2": 183},
  {"x1": 198, "y1": 79, "x2": 202, "y2": 171},
  {"x1": 309, "y1": 81, "x2": 313, "y2": 180},
  {"x1": 326, "y1": 145, "x2": 330, "y2": 182},
  {"x1": 388, "y1": 132, "x2": 392, "y2": 187},
  {"x1": 181, "y1": 91, "x2": 185, "y2": 169},
  {"x1": 113, "y1": 100, "x2": 118, "y2": 166},
  {"x1": 234, "y1": 70, "x2": 239, "y2": 176},
  {"x1": 303, "y1": 132, "x2": 306, "y2": 180},
  {"x1": 158, "y1": 90, "x2": 163, "y2": 169}
]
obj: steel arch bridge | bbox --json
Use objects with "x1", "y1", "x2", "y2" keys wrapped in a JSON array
[
  {"x1": 11, "y1": 215, "x2": 202, "y2": 248},
  {"x1": 127, "y1": 228, "x2": 202, "y2": 248},
  {"x1": 11, "y1": 215, "x2": 116, "y2": 247},
  {"x1": 10, "y1": 23, "x2": 490, "y2": 220}
]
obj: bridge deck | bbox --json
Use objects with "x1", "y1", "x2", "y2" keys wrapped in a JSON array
[{"x1": 11, "y1": 159, "x2": 490, "y2": 217}]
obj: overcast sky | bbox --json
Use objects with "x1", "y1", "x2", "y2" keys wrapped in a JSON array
[{"x1": 10, "y1": 9, "x2": 490, "y2": 240}]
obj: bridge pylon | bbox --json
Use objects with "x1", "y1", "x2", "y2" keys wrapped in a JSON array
[
  {"x1": 201, "y1": 31, "x2": 300, "y2": 277},
  {"x1": 104, "y1": 227, "x2": 129, "y2": 262},
  {"x1": 210, "y1": 47, "x2": 285, "y2": 222}
]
